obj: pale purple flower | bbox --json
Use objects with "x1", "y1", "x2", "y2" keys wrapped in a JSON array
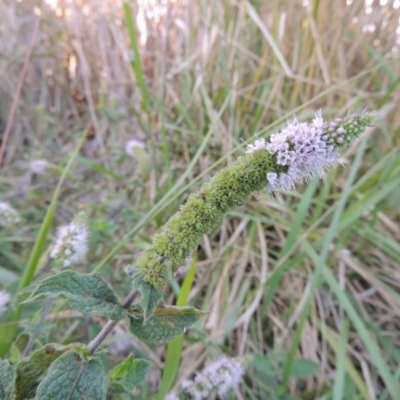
[
  {"x1": 29, "y1": 159, "x2": 49, "y2": 175},
  {"x1": 50, "y1": 219, "x2": 89, "y2": 268},
  {"x1": 266, "y1": 172, "x2": 279, "y2": 187},
  {"x1": 0, "y1": 290, "x2": 10, "y2": 317},
  {"x1": 313, "y1": 109, "x2": 324, "y2": 128},
  {"x1": 246, "y1": 110, "x2": 339, "y2": 192},
  {"x1": 0, "y1": 201, "x2": 20, "y2": 226},
  {"x1": 245, "y1": 138, "x2": 267, "y2": 154},
  {"x1": 125, "y1": 139, "x2": 145, "y2": 157}
]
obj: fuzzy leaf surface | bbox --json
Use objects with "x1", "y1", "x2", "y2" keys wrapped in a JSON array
[
  {"x1": 35, "y1": 350, "x2": 107, "y2": 400},
  {"x1": 15, "y1": 343, "x2": 72, "y2": 400},
  {"x1": 0, "y1": 360, "x2": 16, "y2": 400},
  {"x1": 128, "y1": 266, "x2": 163, "y2": 322},
  {"x1": 25, "y1": 271, "x2": 126, "y2": 320},
  {"x1": 129, "y1": 305, "x2": 206, "y2": 343},
  {"x1": 108, "y1": 353, "x2": 151, "y2": 392}
]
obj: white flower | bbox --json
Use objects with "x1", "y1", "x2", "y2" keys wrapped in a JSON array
[
  {"x1": 50, "y1": 220, "x2": 89, "y2": 268},
  {"x1": 0, "y1": 290, "x2": 10, "y2": 317},
  {"x1": 246, "y1": 138, "x2": 267, "y2": 154},
  {"x1": 125, "y1": 139, "x2": 145, "y2": 157},
  {"x1": 29, "y1": 159, "x2": 49, "y2": 175},
  {"x1": 180, "y1": 356, "x2": 244, "y2": 399},
  {"x1": 165, "y1": 392, "x2": 180, "y2": 400},
  {"x1": 0, "y1": 201, "x2": 20, "y2": 227}
]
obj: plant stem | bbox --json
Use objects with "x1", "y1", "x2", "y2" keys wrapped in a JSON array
[
  {"x1": 22, "y1": 299, "x2": 53, "y2": 357},
  {"x1": 88, "y1": 289, "x2": 138, "y2": 354}
]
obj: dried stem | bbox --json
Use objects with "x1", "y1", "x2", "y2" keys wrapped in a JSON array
[{"x1": 0, "y1": 18, "x2": 40, "y2": 168}]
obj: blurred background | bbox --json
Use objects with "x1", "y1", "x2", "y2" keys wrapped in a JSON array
[{"x1": 1, "y1": 0, "x2": 400, "y2": 399}]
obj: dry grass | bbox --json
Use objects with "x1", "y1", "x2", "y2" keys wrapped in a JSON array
[{"x1": 1, "y1": 0, "x2": 400, "y2": 398}]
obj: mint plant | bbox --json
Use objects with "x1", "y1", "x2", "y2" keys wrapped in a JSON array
[{"x1": 0, "y1": 111, "x2": 374, "y2": 399}]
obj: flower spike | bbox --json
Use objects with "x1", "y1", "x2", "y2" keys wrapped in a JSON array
[{"x1": 131, "y1": 111, "x2": 374, "y2": 295}]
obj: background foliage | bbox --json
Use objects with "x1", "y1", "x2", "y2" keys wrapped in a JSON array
[{"x1": 0, "y1": 0, "x2": 399, "y2": 398}]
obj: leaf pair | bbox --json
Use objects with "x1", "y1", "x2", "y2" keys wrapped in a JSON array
[{"x1": 26, "y1": 270, "x2": 206, "y2": 345}]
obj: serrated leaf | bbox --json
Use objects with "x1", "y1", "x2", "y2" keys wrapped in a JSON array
[
  {"x1": 128, "y1": 266, "x2": 163, "y2": 322},
  {"x1": 15, "y1": 343, "x2": 72, "y2": 400},
  {"x1": 129, "y1": 306, "x2": 206, "y2": 344},
  {"x1": 35, "y1": 350, "x2": 107, "y2": 400},
  {"x1": 25, "y1": 271, "x2": 126, "y2": 320},
  {"x1": 290, "y1": 359, "x2": 319, "y2": 378},
  {"x1": 108, "y1": 353, "x2": 150, "y2": 392},
  {"x1": 0, "y1": 360, "x2": 16, "y2": 400}
]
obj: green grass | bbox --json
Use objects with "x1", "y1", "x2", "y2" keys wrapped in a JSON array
[{"x1": 0, "y1": 0, "x2": 399, "y2": 398}]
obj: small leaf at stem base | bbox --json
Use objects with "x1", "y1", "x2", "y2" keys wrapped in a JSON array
[
  {"x1": 108, "y1": 353, "x2": 150, "y2": 392},
  {"x1": 129, "y1": 305, "x2": 206, "y2": 344},
  {"x1": 127, "y1": 266, "x2": 163, "y2": 322}
]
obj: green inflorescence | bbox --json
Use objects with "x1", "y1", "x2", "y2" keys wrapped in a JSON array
[
  {"x1": 325, "y1": 111, "x2": 375, "y2": 148},
  {"x1": 133, "y1": 111, "x2": 374, "y2": 291},
  {"x1": 136, "y1": 149, "x2": 278, "y2": 289}
]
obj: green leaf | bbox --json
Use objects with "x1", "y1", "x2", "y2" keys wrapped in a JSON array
[
  {"x1": 252, "y1": 353, "x2": 279, "y2": 377},
  {"x1": 290, "y1": 359, "x2": 319, "y2": 378},
  {"x1": 24, "y1": 271, "x2": 126, "y2": 320},
  {"x1": 0, "y1": 360, "x2": 16, "y2": 400},
  {"x1": 128, "y1": 266, "x2": 163, "y2": 322},
  {"x1": 15, "y1": 343, "x2": 72, "y2": 400},
  {"x1": 138, "y1": 281, "x2": 163, "y2": 323},
  {"x1": 108, "y1": 353, "x2": 151, "y2": 392},
  {"x1": 129, "y1": 305, "x2": 206, "y2": 344},
  {"x1": 35, "y1": 350, "x2": 107, "y2": 400}
]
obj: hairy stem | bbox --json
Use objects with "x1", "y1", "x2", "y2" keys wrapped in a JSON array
[{"x1": 88, "y1": 289, "x2": 138, "y2": 354}]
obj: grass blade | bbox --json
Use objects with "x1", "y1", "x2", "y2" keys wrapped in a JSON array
[
  {"x1": 123, "y1": 1, "x2": 150, "y2": 120},
  {"x1": 332, "y1": 318, "x2": 350, "y2": 400},
  {"x1": 157, "y1": 257, "x2": 198, "y2": 399},
  {"x1": 304, "y1": 242, "x2": 400, "y2": 398}
]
